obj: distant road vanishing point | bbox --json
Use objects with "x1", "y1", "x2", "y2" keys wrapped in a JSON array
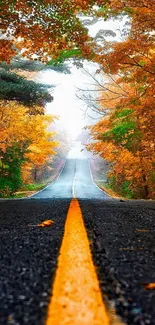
[{"x1": 32, "y1": 157, "x2": 109, "y2": 200}]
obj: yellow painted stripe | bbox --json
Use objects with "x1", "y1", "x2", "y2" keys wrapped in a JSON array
[{"x1": 46, "y1": 199, "x2": 123, "y2": 325}]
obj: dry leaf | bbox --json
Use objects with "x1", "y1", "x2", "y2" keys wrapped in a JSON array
[
  {"x1": 144, "y1": 283, "x2": 155, "y2": 290},
  {"x1": 119, "y1": 247, "x2": 134, "y2": 251},
  {"x1": 136, "y1": 229, "x2": 149, "y2": 232},
  {"x1": 38, "y1": 220, "x2": 54, "y2": 227},
  {"x1": 119, "y1": 247, "x2": 143, "y2": 251}
]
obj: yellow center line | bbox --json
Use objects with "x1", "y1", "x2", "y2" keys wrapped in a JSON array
[{"x1": 46, "y1": 199, "x2": 124, "y2": 325}]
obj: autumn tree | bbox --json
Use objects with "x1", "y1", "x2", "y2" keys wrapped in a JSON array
[
  {"x1": 0, "y1": 0, "x2": 106, "y2": 63},
  {"x1": 0, "y1": 100, "x2": 57, "y2": 197},
  {"x1": 0, "y1": 0, "x2": 105, "y2": 196},
  {"x1": 88, "y1": 0, "x2": 155, "y2": 199},
  {"x1": 89, "y1": 96, "x2": 155, "y2": 198}
]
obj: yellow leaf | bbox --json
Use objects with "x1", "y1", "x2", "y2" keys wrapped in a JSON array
[{"x1": 38, "y1": 220, "x2": 54, "y2": 227}]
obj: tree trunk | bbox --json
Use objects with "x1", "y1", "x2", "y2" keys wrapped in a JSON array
[
  {"x1": 142, "y1": 171, "x2": 149, "y2": 199},
  {"x1": 34, "y1": 168, "x2": 37, "y2": 182}
]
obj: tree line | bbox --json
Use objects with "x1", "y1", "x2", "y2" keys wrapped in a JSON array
[{"x1": 88, "y1": 0, "x2": 155, "y2": 199}]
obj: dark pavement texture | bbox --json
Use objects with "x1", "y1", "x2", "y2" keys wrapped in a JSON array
[
  {"x1": 80, "y1": 199, "x2": 155, "y2": 325},
  {"x1": 0, "y1": 199, "x2": 70, "y2": 325}
]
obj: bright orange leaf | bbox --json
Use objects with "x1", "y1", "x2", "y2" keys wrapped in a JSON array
[
  {"x1": 38, "y1": 220, "x2": 54, "y2": 227},
  {"x1": 144, "y1": 283, "x2": 155, "y2": 290}
]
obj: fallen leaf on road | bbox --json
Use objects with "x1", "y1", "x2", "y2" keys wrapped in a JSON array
[
  {"x1": 38, "y1": 220, "x2": 54, "y2": 227},
  {"x1": 144, "y1": 283, "x2": 155, "y2": 290},
  {"x1": 119, "y1": 247, "x2": 134, "y2": 251},
  {"x1": 119, "y1": 247, "x2": 143, "y2": 251},
  {"x1": 136, "y1": 229, "x2": 149, "y2": 232}
]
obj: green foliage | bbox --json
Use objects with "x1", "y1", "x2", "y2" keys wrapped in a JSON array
[
  {"x1": 0, "y1": 58, "x2": 44, "y2": 71},
  {"x1": 0, "y1": 178, "x2": 17, "y2": 197},
  {"x1": 48, "y1": 49, "x2": 82, "y2": 66},
  {"x1": 151, "y1": 172, "x2": 155, "y2": 182},
  {"x1": 95, "y1": 5, "x2": 109, "y2": 19},
  {"x1": 0, "y1": 145, "x2": 24, "y2": 197},
  {"x1": 45, "y1": 63, "x2": 71, "y2": 74},
  {"x1": 139, "y1": 60, "x2": 145, "y2": 67},
  {"x1": 0, "y1": 70, "x2": 53, "y2": 107},
  {"x1": 97, "y1": 7, "x2": 106, "y2": 13},
  {"x1": 124, "y1": 7, "x2": 135, "y2": 14},
  {"x1": 115, "y1": 108, "x2": 134, "y2": 118},
  {"x1": 0, "y1": 57, "x2": 71, "y2": 74},
  {"x1": 21, "y1": 183, "x2": 46, "y2": 191},
  {"x1": 107, "y1": 175, "x2": 117, "y2": 191},
  {"x1": 111, "y1": 121, "x2": 136, "y2": 141},
  {"x1": 10, "y1": 182, "x2": 47, "y2": 198},
  {"x1": 102, "y1": 107, "x2": 142, "y2": 150},
  {"x1": 121, "y1": 181, "x2": 135, "y2": 198},
  {"x1": 107, "y1": 176, "x2": 135, "y2": 199},
  {"x1": 103, "y1": 120, "x2": 136, "y2": 143}
]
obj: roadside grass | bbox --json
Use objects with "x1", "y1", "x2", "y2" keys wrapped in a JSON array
[
  {"x1": 11, "y1": 171, "x2": 59, "y2": 198},
  {"x1": 12, "y1": 182, "x2": 48, "y2": 198},
  {"x1": 89, "y1": 159, "x2": 129, "y2": 200},
  {"x1": 0, "y1": 159, "x2": 66, "y2": 199},
  {"x1": 0, "y1": 178, "x2": 53, "y2": 199},
  {"x1": 97, "y1": 181, "x2": 127, "y2": 200},
  {"x1": 21, "y1": 183, "x2": 46, "y2": 192},
  {"x1": 89, "y1": 159, "x2": 123, "y2": 199}
]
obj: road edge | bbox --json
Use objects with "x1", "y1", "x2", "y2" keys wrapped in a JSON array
[
  {"x1": 0, "y1": 159, "x2": 67, "y2": 201},
  {"x1": 29, "y1": 159, "x2": 67, "y2": 198},
  {"x1": 88, "y1": 159, "x2": 111, "y2": 198}
]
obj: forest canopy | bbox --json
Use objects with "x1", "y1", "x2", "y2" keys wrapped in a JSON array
[{"x1": 0, "y1": 0, "x2": 105, "y2": 63}]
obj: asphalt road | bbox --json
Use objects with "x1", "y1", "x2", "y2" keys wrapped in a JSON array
[
  {"x1": 80, "y1": 199, "x2": 155, "y2": 325},
  {"x1": 32, "y1": 158, "x2": 108, "y2": 199},
  {"x1": 0, "y1": 157, "x2": 155, "y2": 325}
]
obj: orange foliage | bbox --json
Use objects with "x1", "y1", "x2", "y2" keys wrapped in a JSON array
[
  {"x1": 0, "y1": 0, "x2": 102, "y2": 62},
  {"x1": 89, "y1": 1, "x2": 155, "y2": 199},
  {"x1": 0, "y1": 100, "x2": 58, "y2": 183}
]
